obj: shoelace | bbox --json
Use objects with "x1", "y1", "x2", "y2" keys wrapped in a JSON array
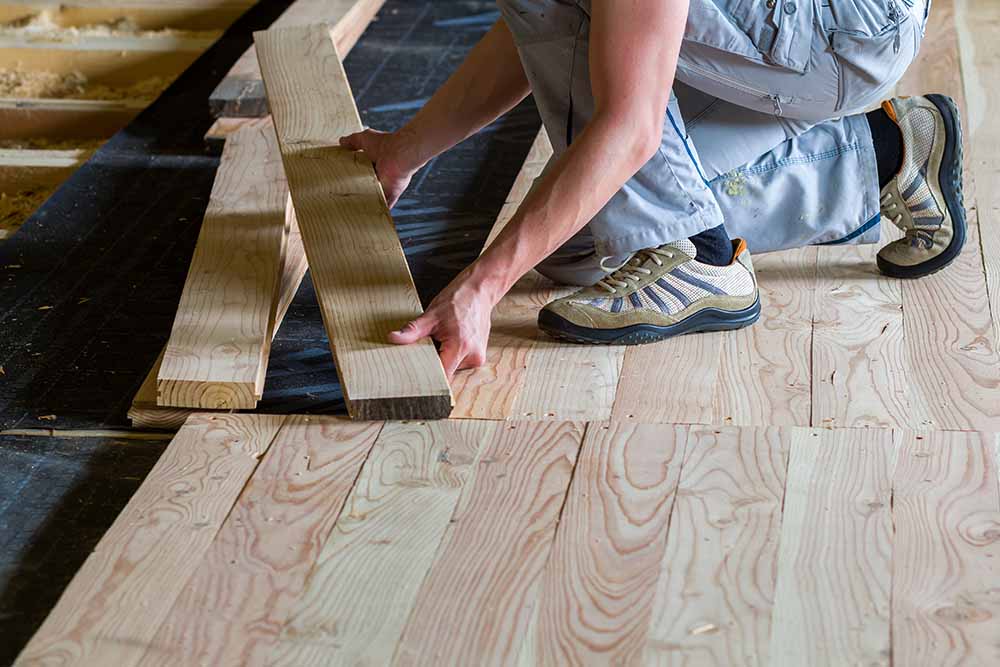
[
  {"x1": 596, "y1": 247, "x2": 677, "y2": 294},
  {"x1": 881, "y1": 190, "x2": 936, "y2": 250}
]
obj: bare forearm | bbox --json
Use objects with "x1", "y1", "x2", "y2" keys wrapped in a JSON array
[
  {"x1": 392, "y1": 21, "x2": 530, "y2": 171},
  {"x1": 469, "y1": 114, "x2": 660, "y2": 302}
]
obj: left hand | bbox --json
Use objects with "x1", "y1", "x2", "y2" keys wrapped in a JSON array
[{"x1": 388, "y1": 273, "x2": 496, "y2": 381}]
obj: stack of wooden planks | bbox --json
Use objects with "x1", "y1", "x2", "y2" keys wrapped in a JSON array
[{"x1": 143, "y1": 11, "x2": 452, "y2": 423}]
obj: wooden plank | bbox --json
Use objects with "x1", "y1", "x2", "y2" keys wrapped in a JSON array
[
  {"x1": 129, "y1": 171, "x2": 308, "y2": 430},
  {"x1": 644, "y1": 425, "x2": 788, "y2": 666},
  {"x1": 892, "y1": 429, "x2": 1000, "y2": 667},
  {"x1": 811, "y1": 243, "x2": 916, "y2": 429},
  {"x1": 141, "y1": 416, "x2": 383, "y2": 667},
  {"x1": 268, "y1": 419, "x2": 493, "y2": 666},
  {"x1": 526, "y1": 422, "x2": 687, "y2": 665},
  {"x1": 14, "y1": 414, "x2": 286, "y2": 666},
  {"x1": 959, "y1": 0, "x2": 1000, "y2": 338},
  {"x1": 157, "y1": 118, "x2": 288, "y2": 410},
  {"x1": 768, "y1": 427, "x2": 896, "y2": 666},
  {"x1": 203, "y1": 116, "x2": 256, "y2": 154},
  {"x1": 392, "y1": 421, "x2": 585, "y2": 665},
  {"x1": 211, "y1": 0, "x2": 385, "y2": 118},
  {"x1": 0, "y1": 147, "x2": 92, "y2": 191},
  {"x1": 255, "y1": 24, "x2": 452, "y2": 420},
  {"x1": 0, "y1": 98, "x2": 144, "y2": 141}
]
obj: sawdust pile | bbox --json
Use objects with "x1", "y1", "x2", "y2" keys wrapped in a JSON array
[
  {"x1": 0, "y1": 10, "x2": 220, "y2": 41},
  {"x1": 0, "y1": 68, "x2": 169, "y2": 100}
]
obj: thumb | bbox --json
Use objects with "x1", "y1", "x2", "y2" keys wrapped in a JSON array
[
  {"x1": 339, "y1": 130, "x2": 370, "y2": 152},
  {"x1": 388, "y1": 314, "x2": 435, "y2": 345}
]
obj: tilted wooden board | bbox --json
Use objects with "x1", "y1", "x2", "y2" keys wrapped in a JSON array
[
  {"x1": 131, "y1": 173, "x2": 308, "y2": 428},
  {"x1": 210, "y1": 0, "x2": 385, "y2": 118},
  {"x1": 157, "y1": 118, "x2": 289, "y2": 410},
  {"x1": 255, "y1": 24, "x2": 452, "y2": 420}
]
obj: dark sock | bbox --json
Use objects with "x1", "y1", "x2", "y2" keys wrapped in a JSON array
[
  {"x1": 866, "y1": 107, "x2": 904, "y2": 188},
  {"x1": 689, "y1": 224, "x2": 733, "y2": 266}
]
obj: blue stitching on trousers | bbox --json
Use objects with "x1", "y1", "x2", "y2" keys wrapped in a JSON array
[
  {"x1": 817, "y1": 212, "x2": 882, "y2": 245},
  {"x1": 666, "y1": 108, "x2": 711, "y2": 186}
]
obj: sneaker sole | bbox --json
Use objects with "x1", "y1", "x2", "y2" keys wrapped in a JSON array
[
  {"x1": 537, "y1": 297, "x2": 762, "y2": 346},
  {"x1": 877, "y1": 94, "x2": 967, "y2": 279}
]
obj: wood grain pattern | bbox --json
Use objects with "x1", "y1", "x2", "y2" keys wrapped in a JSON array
[
  {"x1": 811, "y1": 244, "x2": 916, "y2": 429},
  {"x1": 451, "y1": 130, "x2": 552, "y2": 419},
  {"x1": 139, "y1": 416, "x2": 382, "y2": 667},
  {"x1": 15, "y1": 414, "x2": 286, "y2": 666},
  {"x1": 769, "y1": 427, "x2": 896, "y2": 667},
  {"x1": 958, "y1": 0, "x2": 1000, "y2": 338},
  {"x1": 714, "y1": 247, "x2": 815, "y2": 427},
  {"x1": 527, "y1": 422, "x2": 687, "y2": 665},
  {"x1": 256, "y1": 24, "x2": 452, "y2": 420},
  {"x1": 892, "y1": 429, "x2": 1000, "y2": 667},
  {"x1": 210, "y1": 0, "x2": 385, "y2": 118},
  {"x1": 157, "y1": 119, "x2": 289, "y2": 410},
  {"x1": 644, "y1": 426, "x2": 788, "y2": 666},
  {"x1": 392, "y1": 421, "x2": 586, "y2": 666},
  {"x1": 268, "y1": 419, "x2": 492, "y2": 666},
  {"x1": 129, "y1": 199, "x2": 306, "y2": 430}
]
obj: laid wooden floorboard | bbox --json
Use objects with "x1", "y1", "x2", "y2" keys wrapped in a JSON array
[
  {"x1": 892, "y1": 429, "x2": 1000, "y2": 667},
  {"x1": 393, "y1": 421, "x2": 585, "y2": 666},
  {"x1": 157, "y1": 119, "x2": 289, "y2": 410},
  {"x1": 256, "y1": 24, "x2": 452, "y2": 420},
  {"x1": 644, "y1": 425, "x2": 788, "y2": 666},
  {"x1": 526, "y1": 422, "x2": 687, "y2": 665},
  {"x1": 811, "y1": 243, "x2": 914, "y2": 429},
  {"x1": 451, "y1": 130, "x2": 553, "y2": 419},
  {"x1": 210, "y1": 0, "x2": 385, "y2": 118},
  {"x1": 140, "y1": 416, "x2": 382, "y2": 667},
  {"x1": 129, "y1": 202, "x2": 307, "y2": 429},
  {"x1": 15, "y1": 414, "x2": 287, "y2": 666},
  {"x1": 959, "y1": 0, "x2": 1000, "y2": 337},
  {"x1": 270, "y1": 420, "x2": 493, "y2": 666},
  {"x1": 769, "y1": 427, "x2": 895, "y2": 667}
]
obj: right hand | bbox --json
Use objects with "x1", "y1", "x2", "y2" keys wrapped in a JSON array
[{"x1": 339, "y1": 129, "x2": 420, "y2": 208}]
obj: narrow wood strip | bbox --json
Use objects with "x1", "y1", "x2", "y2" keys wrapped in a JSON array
[
  {"x1": 204, "y1": 116, "x2": 256, "y2": 154},
  {"x1": 644, "y1": 425, "x2": 788, "y2": 666},
  {"x1": 392, "y1": 420, "x2": 585, "y2": 666},
  {"x1": 268, "y1": 420, "x2": 494, "y2": 667},
  {"x1": 0, "y1": 3, "x2": 251, "y2": 31},
  {"x1": 958, "y1": 0, "x2": 1000, "y2": 337},
  {"x1": 450, "y1": 130, "x2": 552, "y2": 419},
  {"x1": 0, "y1": 97, "x2": 144, "y2": 141},
  {"x1": 769, "y1": 427, "x2": 895, "y2": 666},
  {"x1": 14, "y1": 414, "x2": 286, "y2": 666},
  {"x1": 157, "y1": 119, "x2": 288, "y2": 410},
  {"x1": 140, "y1": 416, "x2": 383, "y2": 666},
  {"x1": 526, "y1": 422, "x2": 687, "y2": 665},
  {"x1": 811, "y1": 243, "x2": 916, "y2": 429},
  {"x1": 891, "y1": 428, "x2": 1000, "y2": 666},
  {"x1": 255, "y1": 24, "x2": 452, "y2": 420},
  {"x1": 210, "y1": 0, "x2": 385, "y2": 118}
]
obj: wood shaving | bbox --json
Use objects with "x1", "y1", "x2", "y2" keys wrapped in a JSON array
[{"x1": 0, "y1": 68, "x2": 170, "y2": 101}]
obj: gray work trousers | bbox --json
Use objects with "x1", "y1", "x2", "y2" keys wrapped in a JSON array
[{"x1": 496, "y1": 0, "x2": 931, "y2": 285}]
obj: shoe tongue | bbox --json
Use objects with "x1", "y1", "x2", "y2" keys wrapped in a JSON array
[{"x1": 664, "y1": 239, "x2": 697, "y2": 260}]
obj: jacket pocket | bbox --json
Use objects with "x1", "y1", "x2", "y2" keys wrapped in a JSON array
[{"x1": 685, "y1": 0, "x2": 816, "y2": 73}]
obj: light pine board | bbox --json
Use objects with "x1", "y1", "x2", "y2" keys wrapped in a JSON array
[
  {"x1": 210, "y1": 0, "x2": 385, "y2": 117},
  {"x1": 525, "y1": 422, "x2": 687, "y2": 665},
  {"x1": 130, "y1": 200, "x2": 307, "y2": 429},
  {"x1": 269, "y1": 420, "x2": 492, "y2": 666},
  {"x1": 157, "y1": 118, "x2": 289, "y2": 410},
  {"x1": 645, "y1": 425, "x2": 788, "y2": 666},
  {"x1": 15, "y1": 414, "x2": 287, "y2": 666},
  {"x1": 769, "y1": 427, "x2": 896, "y2": 667},
  {"x1": 140, "y1": 416, "x2": 382, "y2": 667},
  {"x1": 892, "y1": 429, "x2": 1000, "y2": 667},
  {"x1": 255, "y1": 24, "x2": 452, "y2": 420}
]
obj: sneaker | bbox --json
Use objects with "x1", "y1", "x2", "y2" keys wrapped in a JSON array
[
  {"x1": 877, "y1": 94, "x2": 967, "y2": 278},
  {"x1": 537, "y1": 239, "x2": 760, "y2": 345}
]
